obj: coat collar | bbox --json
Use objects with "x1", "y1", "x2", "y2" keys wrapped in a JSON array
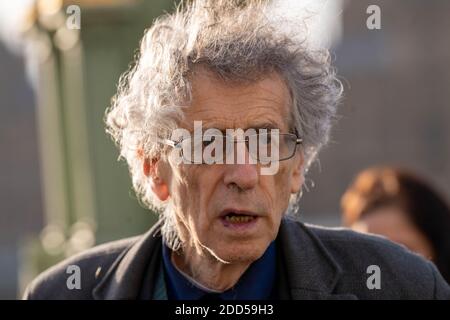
[
  {"x1": 277, "y1": 217, "x2": 356, "y2": 299},
  {"x1": 92, "y1": 220, "x2": 164, "y2": 300},
  {"x1": 92, "y1": 217, "x2": 355, "y2": 300}
]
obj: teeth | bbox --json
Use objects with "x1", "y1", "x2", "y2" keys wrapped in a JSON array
[{"x1": 224, "y1": 215, "x2": 255, "y2": 223}]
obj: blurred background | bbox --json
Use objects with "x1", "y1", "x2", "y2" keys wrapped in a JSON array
[{"x1": 0, "y1": 0, "x2": 449, "y2": 299}]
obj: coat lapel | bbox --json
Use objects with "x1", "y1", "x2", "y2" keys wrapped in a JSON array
[
  {"x1": 92, "y1": 220, "x2": 163, "y2": 300},
  {"x1": 277, "y1": 217, "x2": 357, "y2": 300}
]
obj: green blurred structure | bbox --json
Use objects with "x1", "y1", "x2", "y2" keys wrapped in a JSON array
[{"x1": 20, "y1": 0, "x2": 175, "y2": 294}]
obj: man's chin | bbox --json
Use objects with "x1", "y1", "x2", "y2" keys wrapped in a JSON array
[{"x1": 211, "y1": 242, "x2": 268, "y2": 264}]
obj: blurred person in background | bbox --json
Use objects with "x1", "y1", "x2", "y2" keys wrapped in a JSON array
[{"x1": 341, "y1": 166, "x2": 450, "y2": 283}]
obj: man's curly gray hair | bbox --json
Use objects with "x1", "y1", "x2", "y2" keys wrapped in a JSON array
[{"x1": 105, "y1": 0, "x2": 342, "y2": 249}]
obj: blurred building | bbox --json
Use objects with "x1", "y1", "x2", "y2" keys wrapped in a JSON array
[{"x1": 0, "y1": 41, "x2": 43, "y2": 299}]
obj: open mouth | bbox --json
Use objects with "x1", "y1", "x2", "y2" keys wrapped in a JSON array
[
  {"x1": 220, "y1": 209, "x2": 259, "y2": 228},
  {"x1": 223, "y1": 213, "x2": 256, "y2": 223}
]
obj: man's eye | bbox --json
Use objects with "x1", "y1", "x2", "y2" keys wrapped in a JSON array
[
  {"x1": 259, "y1": 135, "x2": 271, "y2": 145},
  {"x1": 202, "y1": 140, "x2": 213, "y2": 147},
  {"x1": 202, "y1": 136, "x2": 218, "y2": 147}
]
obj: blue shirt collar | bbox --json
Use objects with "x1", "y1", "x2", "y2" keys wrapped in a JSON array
[{"x1": 162, "y1": 241, "x2": 276, "y2": 300}]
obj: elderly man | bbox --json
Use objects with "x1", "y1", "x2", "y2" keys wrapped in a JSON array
[{"x1": 25, "y1": 0, "x2": 450, "y2": 300}]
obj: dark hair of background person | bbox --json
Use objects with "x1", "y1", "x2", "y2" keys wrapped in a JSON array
[{"x1": 341, "y1": 166, "x2": 450, "y2": 283}]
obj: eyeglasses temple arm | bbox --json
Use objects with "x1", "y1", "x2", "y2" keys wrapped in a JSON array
[{"x1": 158, "y1": 138, "x2": 179, "y2": 148}]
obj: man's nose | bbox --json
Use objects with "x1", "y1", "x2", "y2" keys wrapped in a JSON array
[
  {"x1": 222, "y1": 139, "x2": 259, "y2": 191},
  {"x1": 223, "y1": 163, "x2": 259, "y2": 191}
]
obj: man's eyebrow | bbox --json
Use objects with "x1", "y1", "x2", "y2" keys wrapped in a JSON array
[
  {"x1": 194, "y1": 121, "x2": 282, "y2": 133},
  {"x1": 198, "y1": 123, "x2": 282, "y2": 133},
  {"x1": 251, "y1": 122, "x2": 281, "y2": 130}
]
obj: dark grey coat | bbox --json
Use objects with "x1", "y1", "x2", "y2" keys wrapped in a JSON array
[{"x1": 23, "y1": 217, "x2": 450, "y2": 300}]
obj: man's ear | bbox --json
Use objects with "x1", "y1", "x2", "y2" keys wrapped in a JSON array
[
  {"x1": 143, "y1": 157, "x2": 170, "y2": 201},
  {"x1": 290, "y1": 151, "x2": 304, "y2": 194}
]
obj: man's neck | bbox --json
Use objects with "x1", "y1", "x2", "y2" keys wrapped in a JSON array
[{"x1": 171, "y1": 247, "x2": 252, "y2": 292}]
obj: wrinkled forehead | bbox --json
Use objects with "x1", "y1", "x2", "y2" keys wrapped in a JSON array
[{"x1": 180, "y1": 68, "x2": 293, "y2": 132}]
